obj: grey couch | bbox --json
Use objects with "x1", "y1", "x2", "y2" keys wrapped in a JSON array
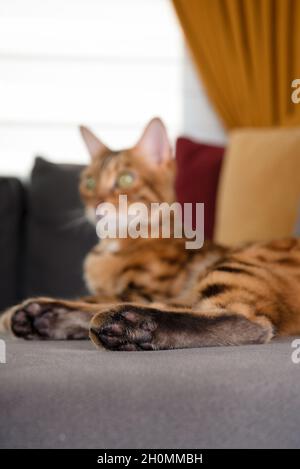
[
  {"x1": 0, "y1": 158, "x2": 97, "y2": 312},
  {"x1": 1, "y1": 335, "x2": 299, "y2": 449},
  {"x1": 1, "y1": 158, "x2": 300, "y2": 449}
]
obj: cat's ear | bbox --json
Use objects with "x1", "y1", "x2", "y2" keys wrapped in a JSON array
[
  {"x1": 135, "y1": 118, "x2": 172, "y2": 166},
  {"x1": 79, "y1": 126, "x2": 108, "y2": 160}
]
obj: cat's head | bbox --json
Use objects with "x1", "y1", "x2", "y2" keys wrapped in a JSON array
[{"x1": 79, "y1": 118, "x2": 175, "y2": 224}]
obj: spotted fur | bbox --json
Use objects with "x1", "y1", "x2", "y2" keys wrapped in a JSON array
[{"x1": 1, "y1": 119, "x2": 300, "y2": 350}]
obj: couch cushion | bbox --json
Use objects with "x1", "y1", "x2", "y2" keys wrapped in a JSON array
[
  {"x1": 175, "y1": 137, "x2": 225, "y2": 240},
  {"x1": 0, "y1": 336, "x2": 298, "y2": 449},
  {"x1": 215, "y1": 128, "x2": 300, "y2": 246},
  {"x1": 0, "y1": 178, "x2": 24, "y2": 311},
  {"x1": 23, "y1": 157, "x2": 97, "y2": 299}
]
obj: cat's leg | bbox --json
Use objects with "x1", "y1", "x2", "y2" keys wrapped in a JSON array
[
  {"x1": 89, "y1": 303, "x2": 274, "y2": 351},
  {"x1": 0, "y1": 297, "x2": 113, "y2": 340}
]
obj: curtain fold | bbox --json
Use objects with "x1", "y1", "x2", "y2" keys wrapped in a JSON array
[{"x1": 172, "y1": 0, "x2": 300, "y2": 128}]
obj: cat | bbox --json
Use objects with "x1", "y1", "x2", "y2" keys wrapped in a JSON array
[{"x1": 1, "y1": 117, "x2": 300, "y2": 350}]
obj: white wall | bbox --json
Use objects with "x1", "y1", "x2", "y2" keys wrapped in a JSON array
[
  {"x1": 182, "y1": 51, "x2": 226, "y2": 145},
  {"x1": 0, "y1": 0, "x2": 226, "y2": 177}
]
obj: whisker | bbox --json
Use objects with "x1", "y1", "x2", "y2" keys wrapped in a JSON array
[
  {"x1": 63, "y1": 207, "x2": 86, "y2": 220},
  {"x1": 59, "y1": 214, "x2": 89, "y2": 231}
]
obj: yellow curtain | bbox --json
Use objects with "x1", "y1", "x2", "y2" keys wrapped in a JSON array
[{"x1": 172, "y1": 0, "x2": 300, "y2": 128}]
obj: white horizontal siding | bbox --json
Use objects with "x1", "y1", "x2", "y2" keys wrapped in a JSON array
[
  {"x1": 0, "y1": 60, "x2": 182, "y2": 125},
  {"x1": 0, "y1": 0, "x2": 226, "y2": 178},
  {"x1": 182, "y1": 52, "x2": 226, "y2": 145},
  {"x1": 0, "y1": 125, "x2": 153, "y2": 176},
  {"x1": 0, "y1": 0, "x2": 179, "y2": 59},
  {"x1": 0, "y1": 0, "x2": 184, "y2": 177}
]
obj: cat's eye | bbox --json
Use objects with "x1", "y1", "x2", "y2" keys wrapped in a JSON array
[
  {"x1": 85, "y1": 176, "x2": 96, "y2": 191},
  {"x1": 117, "y1": 171, "x2": 135, "y2": 189}
]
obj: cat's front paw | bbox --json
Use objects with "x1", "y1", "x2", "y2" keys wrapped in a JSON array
[{"x1": 90, "y1": 305, "x2": 159, "y2": 351}]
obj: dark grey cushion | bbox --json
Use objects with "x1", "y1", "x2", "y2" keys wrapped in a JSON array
[
  {"x1": 23, "y1": 157, "x2": 97, "y2": 300},
  {"x1": 0, "y1": 178, "x2": 24, "y2": 311},
  {"x1": 0, "y1": 336, "x2": 299, "y2": 449}
]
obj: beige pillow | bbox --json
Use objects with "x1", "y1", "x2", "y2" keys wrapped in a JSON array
[{"x1": 214, "y1": 127, "x2": 300, "y2": 246}]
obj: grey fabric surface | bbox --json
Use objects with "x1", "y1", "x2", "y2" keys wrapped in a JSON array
[{"x1": 0, "y1": 335, "x2": 299, "y2": 449}]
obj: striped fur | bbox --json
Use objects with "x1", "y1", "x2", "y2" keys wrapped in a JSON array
[{"x1": 2, "y1": 119, "x2": 300, "y2": 350}]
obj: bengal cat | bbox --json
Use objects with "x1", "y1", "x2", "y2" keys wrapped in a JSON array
[{"x1": 1, "y1": 118, "x2": 300, "y2": 350}]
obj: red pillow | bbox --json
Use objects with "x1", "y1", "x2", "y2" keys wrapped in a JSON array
[{"x1": 175, "y1": 137, "x2": 225, "y2": 240}]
